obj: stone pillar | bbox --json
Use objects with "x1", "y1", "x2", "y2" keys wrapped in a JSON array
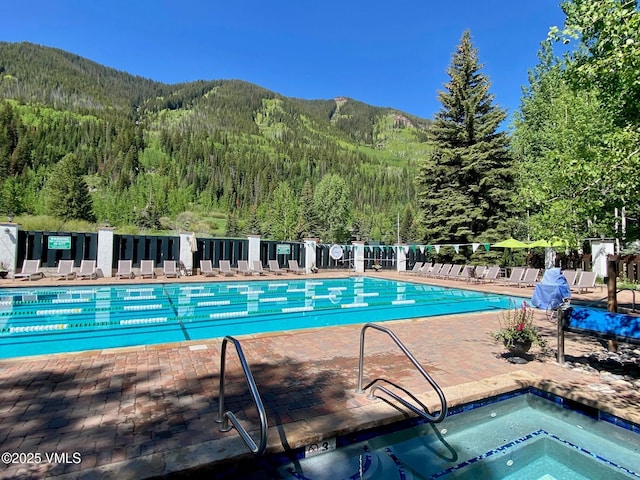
[
  {"x1": 544, "y1": 247, "x2": 557, "y2": 269},
  {"x1": 353, "y1": 241, "x2": 365, "y2": 273},
  {"x1": 97, "y1": 227, "x2": 114, "y2": 277},
  {"x1": 303, "y1": 238, "x2": 318, "y2": 273},
  {"x1": 0, "y1": 223, "x2": 18, "y2": 274},
  {"x1": 396, "y1": 244, "x2": 406, "y2": 273},
  {"x1": 180, "y1": 233, "x2": 196, "y2": 274},
  {"x1": 248, "y1": 235, "x2": 261, "y2": 268}
]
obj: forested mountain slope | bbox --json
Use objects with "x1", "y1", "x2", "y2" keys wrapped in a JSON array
[{"x1": 0, "y1": 41, "x2": 431, "y2": 241}]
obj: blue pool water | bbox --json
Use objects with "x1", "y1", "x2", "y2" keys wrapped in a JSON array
[
  {"x1": 255, "y1": 390, "x2": 640, "y2": 479},
  {"x1": 0, "y1": 277, "x2": 518, "y2": 359}
]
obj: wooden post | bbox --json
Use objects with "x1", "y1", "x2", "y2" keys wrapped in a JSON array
[
  {"x1": 557, "y1": 307, "x2": 565, "y2": 364},
  {"x1": 607, "y1": 255, "x2": 618, "y2": 352}
]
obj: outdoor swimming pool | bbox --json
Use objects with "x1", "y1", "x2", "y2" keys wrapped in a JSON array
[
  {"x1": 229, "y1": 390, "x2": 640, "y2": 479},
  {"x1": 0, "y1": 277, "x2": 519, "y2": 359}
]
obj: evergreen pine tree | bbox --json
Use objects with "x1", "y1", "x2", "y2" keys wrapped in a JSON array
[
  {"x1": 417, "y1": 30, "x2": 515, "y2": 249},
  {"x1": 295, "y1": 180, "x2": 318, "y2": 239},
  {"x1": 46, "y1": 153, "x2": 96, "y2": 222},
  {"x1": 399, "y1": 204, "x2": 414, "y2": 243},
  {"x1": 0, "y1": 101, "x2": 22, "y2": 180},
  {"x1": 244, "y1": 204, "x2": 261, "y2": 236},
  {"x1": 226, "y1": 211, "x2": 240, "y2": 237}
]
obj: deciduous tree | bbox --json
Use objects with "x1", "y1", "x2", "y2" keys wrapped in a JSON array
[
  {"x1": 267, "y1": 181, "x2": 299, "y2": 240},
  {"x1": 313, "y1": 174, "x2": 352, "y2": 243},
  {"x1": 550, "y1": 0, "x2": 640, "y2": 126},
  {"x1": 514, "y1": 1, "x2": 640, "y2": 244}
]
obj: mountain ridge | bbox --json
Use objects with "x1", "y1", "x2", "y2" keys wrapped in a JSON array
[{"x1": 0, "y1": 41, "x2": 430, "y2": 241}]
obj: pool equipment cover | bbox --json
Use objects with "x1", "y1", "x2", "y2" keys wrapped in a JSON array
[
  {"x1": 531, "y1": 267, "x2": 571, "y2": 310},
  {"x1": 564, "y1": 307, "x2": 640, "y2": 342}
]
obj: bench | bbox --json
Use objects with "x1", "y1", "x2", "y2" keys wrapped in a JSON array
[{"x1": 558, "y1": 306, "x2": 640, "y2": 363}]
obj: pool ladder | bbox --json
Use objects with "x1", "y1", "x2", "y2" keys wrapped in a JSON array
[
  {"x1": 356, "y1": 323, "x2": 448, "y2": 423},
  {"x1": 215, "y1": 335, "x2": 268, "y2": 455}
]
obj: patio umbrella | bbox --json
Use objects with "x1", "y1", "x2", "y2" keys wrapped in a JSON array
[
  {"x1": 550, "y1": 238, "x2": 568, "y2": 248},
  {"x1": 528, "y1": 239, "x2": 567, "y2": 248},
  {"x1": 527, "y1": 239, "x2": 551, "y2": 248},
  {"x1": 492, "y1": 238, "x2": 529, "y2": 248}
]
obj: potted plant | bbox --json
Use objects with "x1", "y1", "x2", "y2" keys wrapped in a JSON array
[
  {"x1": 0, "y1": 262, "x2": 9, "y2": 279},
  {"x1": 492, "y1": 300, "x2": 547, "y2": 355}
]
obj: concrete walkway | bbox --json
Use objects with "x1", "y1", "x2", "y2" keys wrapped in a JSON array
[{"x1": 0, "y1": 272, "x2": 638, "y2": 479}]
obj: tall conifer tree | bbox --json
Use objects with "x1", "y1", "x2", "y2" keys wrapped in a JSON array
[
  {"x1": 417, "y1": 30, "x2": 515, "y2": 250},
  {"x1": 46, "y1": 153, "x2": 96, "y2": 222}
]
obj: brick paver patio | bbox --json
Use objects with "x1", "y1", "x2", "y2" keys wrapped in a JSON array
[{"x1": 0, "y1": 272, "x2": 638, "y2": 479}]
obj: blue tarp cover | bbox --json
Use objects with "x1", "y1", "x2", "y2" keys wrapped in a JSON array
[
  {"x1": 531, "y1": 267, "x2": 571, "y2": 310},
  {"x1": 566, "y1": 307, "x2": 640, "y2": 342}
]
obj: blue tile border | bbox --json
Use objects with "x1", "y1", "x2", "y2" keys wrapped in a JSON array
[
  {"x1": 529, "y1": 387, "x2": 640, "y2": 434},
  {"x1": 241, "y1": 387, "x2": 640, "y2": 477},
  {"x1": 424, "y1": 428, "x2": 640, "y2": 479}
]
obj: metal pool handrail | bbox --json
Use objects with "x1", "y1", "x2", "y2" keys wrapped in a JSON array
[
  {"x1": 215, "y1": 335, "x2": 268, "y2": 455},
  {"x1": 356, "y1": 323, "x2": 448, "y2": 423}
]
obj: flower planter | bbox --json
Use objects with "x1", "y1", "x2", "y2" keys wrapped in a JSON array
[
  {"x1": 492, "y1": 300, "x2": 547, "y2": 359},
  {"x1": 506, "y1": 340, "x2": 532, "y2": 357}
]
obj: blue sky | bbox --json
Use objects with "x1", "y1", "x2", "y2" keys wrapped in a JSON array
[{"x1": 2, "y1": 1, "x2": 566, "y2": 123}]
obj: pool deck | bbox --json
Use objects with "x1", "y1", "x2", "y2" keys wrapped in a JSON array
[{"x1": 0, "y1": 271, "x2": 639, "y2": 479}]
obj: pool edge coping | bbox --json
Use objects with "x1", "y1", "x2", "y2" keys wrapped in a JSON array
[{"x1": 48, "y1": 369, "x2": 639, "y2": 479}]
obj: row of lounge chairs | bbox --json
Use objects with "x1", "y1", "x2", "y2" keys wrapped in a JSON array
[
  {"x1": 563, "y1": 270, "x2": 598, "y2": 293},
  {"x1": 404, "y1": 262, "x2": 501, "y2": 283},
  {"x1": 501, "y1": 266, "x2": 598, "y2": 292},
  {"x1": 7, "y1": 258, "x2": 306, "y2": 281},
  {"x1": 199, "y1": 259, "x2": 306, "y2": 277},
  {"x1": 7, "y1": 259, "x2": 599, "y2": 292},
  {"x1": 113, "y1": 259, "x2": 307, "y2": 279},
  {"x1": 12, "y1": 259, "x2": 98, "y2": 281},
  {"x1": 406, "y1": 262, "x2": 599, "y2": 293}
]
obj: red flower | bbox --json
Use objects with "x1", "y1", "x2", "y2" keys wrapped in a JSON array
[{"x1": 517, "y1": 323, "x2": 524, "y2": 332}]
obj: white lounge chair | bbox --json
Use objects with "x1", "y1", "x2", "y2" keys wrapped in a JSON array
[
  {"x1": 236, "y1": 260, "x2": 254, "y2": 276},
  {"x1": 443, "y1": 264, "x2": 463, "y2": 280},
  {"x1": 479, "y1": 266, "x2": 500, "y2": 283},
  {"x1": 423, "y1": 263, "x2": 443, "y2": 277},
  {"x1": 200, "y1": 260, "x2": 217, "y2": 277},
  {"x1": 218, "y1": 260, "x2": 236, "y2": 277},
  {"x1": 401, "y1": 262, "x2": 424, "y2": 275},
  {"x1": 287, "y1": 259, "x2": 306, "y2": 274},
  {"x1": 562, "y1": 270, "x2": 578, "y2": 287},
  {"x1": 139, "y1": 260, "x2": 156, "y2": 279},
  {"x1": 434, "y1": 264, "x2": 453, "y2": 279},
  {"x1": 14, "y1": 260, "x2": 44, "y2": 281},
  {"x1": 116, "y1": 260, "x2": 135, "y2": 279},
  {"x1": 417, "y1": 263, "x2": 433, "y2": 276},
  {"x1": 502, "y1": 267, "x2": 526, "y2": 286},
  {"x1": 268, "y1": 260, "x2": 284, "y2": 275},
  {"x1": 77, "y1": 260, "x2": 98, "y2": 280},
  {"x1": 179, "y1": 261, "x2": 192, "y2": 277},
  {"x1": 572, "y1": 271, "x2": 598, "y2": 293},
  {"x1": 517, "y1": 268, "x2": 540, "y2": 287},
  {"x1": 51, "y1": 260, "x2": 76, "y2": 280},
  {"x1": 473, "y1": 265, "x2": 488, "y2": 279},
  {"x1": 456, "y1": 265, "x2": 475, "y2": 282},
  {"x1": 252, "y1": 260, "x2": 267, "y2": 275},
  {"x1": 163, "y1": 260, "x2": 179, "y2": 278}
]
